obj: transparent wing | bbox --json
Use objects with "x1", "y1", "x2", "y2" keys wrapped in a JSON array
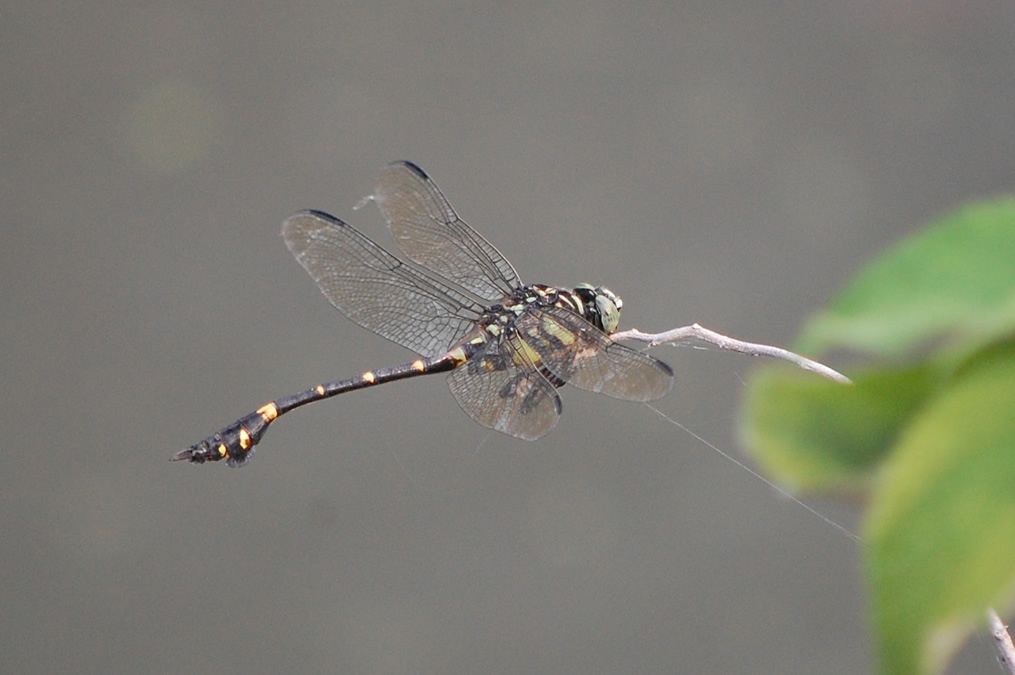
[
  {"x1": 282, "y1": 210, "x2": 482, "y2": 358},
  {"x1": 515, "y1": 306, "x2": 674, "y2": 401},
  {"x1": 373, "y1": 161, "x2": 522, "y2": 301},
  {"x1": 447, "y1": 336, "x2": 562, "y2": 440}
]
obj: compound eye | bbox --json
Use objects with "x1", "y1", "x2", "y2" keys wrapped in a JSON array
[{"x1": 595, "y1": 290, "x2": 622, "y2": 334}]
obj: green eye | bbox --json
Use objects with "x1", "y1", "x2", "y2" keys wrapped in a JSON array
[{"x1": 595, "y1": 290, "x2": 622, "y2": 334}]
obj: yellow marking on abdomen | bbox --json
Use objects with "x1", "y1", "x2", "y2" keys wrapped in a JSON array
[
  {"x1": 411, "y1": 360, "x2": 426, "y2": 372},
  {"x1": 362, "y1": 371, "x2": 376, "y2": 383},
  {"x1": 256, "y1": 402, "x2": 279, "y2": 421},
  {"x1": 447, "y1": 346, "x2": 469, "y2": 365},
  {"x1": 238, "y1": 428, "x2": 252, "y2": 450},
  {"x1": 316, "y1": 385, "x2": 326, "y2": 395}
]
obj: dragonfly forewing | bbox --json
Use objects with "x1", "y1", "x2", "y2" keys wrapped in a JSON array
[
  {"x1": 374, "y1": 161, "x2": 521, "y2": 302},
  {"x1": 282, "y1": 210, "x2": 482, "y2": 358}
]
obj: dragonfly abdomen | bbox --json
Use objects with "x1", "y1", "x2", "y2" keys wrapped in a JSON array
[{"x1": 172, "y1": 349, "x2": 465, "y2": 466}]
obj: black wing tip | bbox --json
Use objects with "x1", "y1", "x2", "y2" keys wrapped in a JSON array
[
  {"x1": 281, "y1": 209, "x2": 347, "y2": 239},
  {"x1": 296, "y1": 209, "x2": 342, "y2": 223},
  {"x1": 389, "y1": 160, "x2": 428, "y2": 179},
  {"x1": 649, "y1": 358, "x2": 676, "y2": 399},
  {"x1": 658, "y1": 358, "x2": 675, "y2": 379}
]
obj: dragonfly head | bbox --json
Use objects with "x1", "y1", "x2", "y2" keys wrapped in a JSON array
[{"x1": 573, "y1": 283, "x2": 623, "y2": 334}]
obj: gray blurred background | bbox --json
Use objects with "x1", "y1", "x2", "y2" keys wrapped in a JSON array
[{"x1": 4, "y1": 2, "x2": 1013, "y2": 673}]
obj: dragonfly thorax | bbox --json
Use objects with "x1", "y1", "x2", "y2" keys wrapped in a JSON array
[
  {"x1": 471, "y1": 282, "x2": 624, "y2": 345},
  {"x1": 481, "y1": 283, "x2": 624, "y2": 335}
]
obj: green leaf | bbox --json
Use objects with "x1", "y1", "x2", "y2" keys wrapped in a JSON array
[
  {"x1": 741, "y1": 364, "x2": 940, "y2": 492},
  {"x1": 739, "y1": 197, "x2": 1015, "y2": 673},
  {"x1": 797, "y1": 198, "x2": 1015, "y2": 359},
  {"x1": 866, "y1": 340, "x2": 1015, "y2": 674}
]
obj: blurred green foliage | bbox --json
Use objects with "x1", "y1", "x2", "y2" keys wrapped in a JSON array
[{"x1": 740, "y1": 198, "x2": 1015, "y2": 674}]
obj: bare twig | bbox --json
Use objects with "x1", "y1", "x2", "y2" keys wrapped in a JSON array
[
  {"x1": 989, "y1": 608, "x2": 1015, "y2": 674},
  {"x1": 612, "y1": 323, "x2": 851, "y2": 384}
]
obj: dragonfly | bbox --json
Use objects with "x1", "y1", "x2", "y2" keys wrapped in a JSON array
[{"x1": 173, "y1": 161, "x2": 673, "y2": 467}]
